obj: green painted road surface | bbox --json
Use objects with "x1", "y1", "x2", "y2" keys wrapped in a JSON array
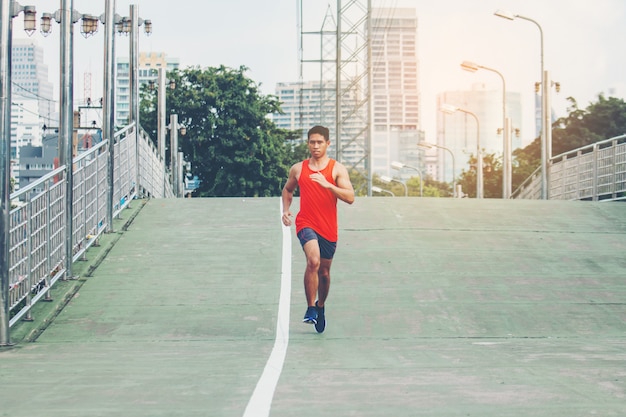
[{"x1": 1, "y1": 197, "x2": 625, "y2": 416}]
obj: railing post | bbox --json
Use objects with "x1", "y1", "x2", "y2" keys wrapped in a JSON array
[
  {"x1": 0, "y1": 0, "x2": 13, "y2": 345},
  {"x1": 592, "y1": 143, "x2": 599, "y2": 201},
  {"x1": 157, "y1": 68, "x2": 167, "y2": 196},
  {"x1": 103, "y1": 0, "x2": 116, "y2": 233},
  {"x1": 59, "y1": 0, "x2": 75, "y2": 280},
  {"x1": 129, "y1": 5, "x2": 140, "y2": 198}
]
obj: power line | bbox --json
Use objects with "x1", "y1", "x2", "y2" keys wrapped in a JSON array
[
  {"x1": 11, "y1": 81, "x2": 56, "y2": 103},
  {"x1": 11, "y1": 101, "x2": 59, "y2": 125}
]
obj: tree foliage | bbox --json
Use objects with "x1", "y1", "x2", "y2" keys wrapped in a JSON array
[
  {"x1": 551, "y1": 95, "x2": 626, "y2": 157},
  {"x1": 508, "y1": 95, "x2": 626, "y2": 195},
  {"x1": 140, "y1": 65, "x2": 300, "y2": 197},
  {"x1": 350, "y1": 171, "x2": 452, "y2": 197},
  {"x1": 456, "y1": 152, "x2": 502, "y2": 198}
]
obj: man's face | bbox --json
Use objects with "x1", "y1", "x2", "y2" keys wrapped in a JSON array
[{"x1": 308, "y1": 133, "x2": 329, "y2": 158}]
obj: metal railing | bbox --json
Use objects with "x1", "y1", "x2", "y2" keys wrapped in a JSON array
[
  {"x1": 6, "y1": 123, "x2": 171, "y2": 327},
  {"x1": 512, "y1": 134, "x2": 626, "y2": 201}
]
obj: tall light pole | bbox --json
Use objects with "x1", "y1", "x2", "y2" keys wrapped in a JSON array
[
  {"x1": 1, "y1": 0, "x2": 37, "y2": 346},
  {"x1": 494, "y1": 9, "x2": 547, "y2": 200},
  {"x1": 41, "y1": 1, "x2": 107, "y2": 278},
  {"x1": 460, "y1": 60, "x2": 511, "y2": 199},
  {"x1": 128, "y1": 4, "x2": 151, "y2": 199},
  {"x1": 418, "y1": 141, "x2": 456, "y2": 198},
  {"x1": 440, "y1": 103, "x2": 483, "y2": 199}
]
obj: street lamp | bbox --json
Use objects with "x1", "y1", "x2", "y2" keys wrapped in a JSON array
[
  {"x1": 40, "y1": 9, "x2": 152, "y2": 38},
  {"x1": 371, "y1": 186, "x2": 394, "y2": 197},
  {"x1": 418, "y1": 141, "x2": 456, "y2": 198},
  {"x1": 1, "y1": 0, "x2": 39, "y2": 347},
  {"x1": 440, "y1": 104, "x2": 483, "y2": 199},
  {"x1": 391, "y1": 161, "x2": 423, "y2": 197},
  {"x1": 461, "y1": 60, "x2": 511, "y2": 199},
  {"x1": 494, "y1": 9, "x2": 548, "y2": 200},
  {"x1": 380, "y1": 175, "x2": 407, "y2": 197},
  {"x1": 10, "y1": 2, "x2": 36, "y2": 35}
]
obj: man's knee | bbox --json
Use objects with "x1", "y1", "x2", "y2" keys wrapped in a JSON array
[
  {"x1": 306, "y1": 255, "x2": 321, "y2": 271},
  {"x1": 318, "y1": 265, "x2": 330, "y2": 281}
]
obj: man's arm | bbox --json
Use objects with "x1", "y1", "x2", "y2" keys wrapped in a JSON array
[
  {"x1": 333, "y1": 162, "x2": 355, "y2": 204},
  {"x1": 281, "y1": 163, "x2": 300, "y2": 226}
]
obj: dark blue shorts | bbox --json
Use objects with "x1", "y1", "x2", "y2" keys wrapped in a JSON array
[{"x1": 297, "y1": 228, "x2": 337, "y2": 260}]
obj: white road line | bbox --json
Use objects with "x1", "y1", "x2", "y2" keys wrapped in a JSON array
[{"x1": 242, "y1": 204, "x2": 292, "y2": 417}]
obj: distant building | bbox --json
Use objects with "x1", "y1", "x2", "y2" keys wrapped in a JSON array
[
  {"x1": 115, "y1": 52, "x2": 180, "y2": 127},
  {"x1": 273, "y1": 80, "x2": 332, "y2": 136},
  {"x1": 370, "y1": 8, "x2": 423, "y2": 178},
  {"x1": 11, "y1": 38, "x2": 54, "y2": 122},
  {"x1": 10, "y1": 38, "x2": 54, "y2": 189},
  {"x1": 272, "y1": 80, "x2": 365, "y2": 167},
  {"x1": 433, "y1": 84, "x2": 522, "y2": 184},
  {"x1": 18, "y1": 134, "x2": 58, "y2": 193}
]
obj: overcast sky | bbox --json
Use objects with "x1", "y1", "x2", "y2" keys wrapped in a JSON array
[{"x1": 13, "y1": 0, "x2": 626, "y2": 146}]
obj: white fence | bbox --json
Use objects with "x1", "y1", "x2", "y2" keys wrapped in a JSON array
[
  {"x1": 7, "y1": 124, "x2": 172, "y2": 327},
  {"x1": 512, "y1": 134, "x2": 626, "y2": 201}
]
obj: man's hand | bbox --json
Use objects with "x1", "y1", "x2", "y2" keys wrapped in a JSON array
[
  {"x1": 309, "y1": 172, "x2": 332, "y2": 189},
  {"x1": 282, "y1": 211, "x2": 293, "y2": 226}
]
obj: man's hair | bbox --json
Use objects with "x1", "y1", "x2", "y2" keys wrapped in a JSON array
[{"x1": 308, "y1": 125, "x2": 330, "y2": 141}]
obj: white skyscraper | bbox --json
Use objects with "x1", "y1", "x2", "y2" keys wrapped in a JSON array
[
  {"x1": 273, "y1": 81, "x2": 333, "y2": 135},
  {"x1": 11, "y1": 38, "x2": 54, "y2": 122},
  {"x1": 370, "y1": 8, "x2": 421, "y2": 178},
  {"x1": 10, "y1": 38, "x2": 54, "y2": 188},
  {"x1": 272, "y1": 80, "x2": 361, "y2": 164}
]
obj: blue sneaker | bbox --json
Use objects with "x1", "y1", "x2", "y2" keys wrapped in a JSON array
[
  {"x1": 315, "y1": 301, "x2": 326, "y2": 333},
  {"x1": 303, "y1": 306, "x2": 318, "y2": 324}
]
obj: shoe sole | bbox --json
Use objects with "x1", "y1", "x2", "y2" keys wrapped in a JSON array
[{"x1": 302, "y1": 317, "x2": 317, "y2": 324}]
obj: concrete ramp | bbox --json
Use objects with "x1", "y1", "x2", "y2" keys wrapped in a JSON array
[{"x1": 1, "y1": 197, "x2": 624, "y2": 416}]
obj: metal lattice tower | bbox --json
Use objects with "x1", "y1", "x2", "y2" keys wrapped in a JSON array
[{"x1": 299, "y1": 0, "x2": 372, "y2": 194}]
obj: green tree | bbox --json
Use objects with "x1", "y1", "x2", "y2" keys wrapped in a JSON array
[
  {"x1": 511, "y1": 95, "x2": 626, "y2": 193},
  {"x1": 457, "y1": 152, "x2": 502, "y2": 198},
  {"x1": 140, "y1": 65, "x2": 296, "y2": 197},
  {"x1": 551, "y1": 95, "x2": 626, "y2": 157},
  {"x1": 352, "y1": 172, "x2": 452, "y2": 197}
]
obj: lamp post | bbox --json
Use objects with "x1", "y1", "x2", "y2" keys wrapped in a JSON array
[
  {"x1": 460, "y1": 60, "x2": 511, "y2": 199},
  {"x1": 167, "y1": 114, "x2": 186, "y2": 198},
  {"x1": 39, "y1": 1, "x2": 151, "y2": 273},
  {"x1": 418, "y1": 141, "x2": 456, "y2": 198},
  {"x1": 0, "y1": 0, "x2": 37, "y2": 347},
  {"x1": 494, "y1": 9, "x2": 547, "y2": 200},
  {"x1": 128, "y1": 4, "x2": 151, "y2": 199},
  {"x1": 380, "y1": 175, "x2": 407, "y2": 197},
  {"x1": 40, "y1": 0, "x2": 112, "y2": 278},
  {"x1": 371, "y1": 186, "x2": 394, "y2": 197},
  {"x1": 440, "y1": 103, "x2": 483, "y2": 199},
  {"x1": 390, "y1": 161, "x2": 423, "y2": 197}
]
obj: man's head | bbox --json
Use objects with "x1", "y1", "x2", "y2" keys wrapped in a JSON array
[{"x1": 308, "y1": 125, "x2": 330, "y2": 142}]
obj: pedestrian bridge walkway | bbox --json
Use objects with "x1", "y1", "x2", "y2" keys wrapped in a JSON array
[{"x1": 1, "y1": 197, "x2": 625, "y2": 416}]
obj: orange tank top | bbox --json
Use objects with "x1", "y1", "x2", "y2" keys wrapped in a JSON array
[{"x1": 296, "y1": 159, "x2": 338, "y2": 242}]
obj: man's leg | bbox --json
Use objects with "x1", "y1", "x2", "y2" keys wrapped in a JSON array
[
  {"x1": 316, "y1": 259, "x2": 332, "y2": 308},
  {"x1": 313, "y1": 259, "x2": 332, "y2": 333},
  {"x1": 302, "y1": 239, "x2": 321, "y2": 323}
]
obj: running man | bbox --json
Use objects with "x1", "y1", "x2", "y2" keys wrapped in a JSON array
[{"x1": 281, "y1": 125, "x2": 355, "y2": 333}]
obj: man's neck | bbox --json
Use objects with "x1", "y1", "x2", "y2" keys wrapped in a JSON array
[{"x1": 309, "y1": 155, "x2": 330, "y2": 170}]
